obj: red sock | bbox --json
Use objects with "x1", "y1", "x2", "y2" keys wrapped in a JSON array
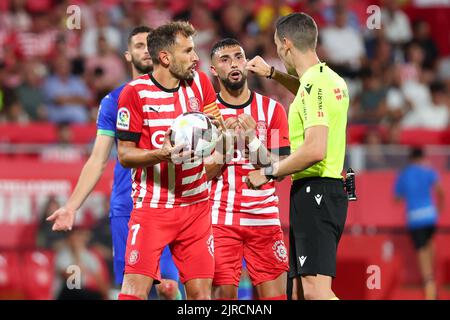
[
  {"x1": 259, "y1": 294, "x2": 287, "y2": 300},
  {"x1": 118, "y1": 293, "x2": 142, "y2": 300}
]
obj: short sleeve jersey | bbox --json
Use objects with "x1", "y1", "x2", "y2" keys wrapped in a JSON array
[
  {"x1": 210, "y1": 92, "x2": 290, "y2": 226},
  {"x1": 288, "y1": 62, "x2": 349, "y2": 180},
  {"x1": 116, "y1": 71, "x2": 217, "y2": 209}
]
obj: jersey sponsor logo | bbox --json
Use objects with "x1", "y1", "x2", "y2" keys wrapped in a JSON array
[
  {"x1": 151, "y1": 130, "x2": 166, "y2": 148},
  {"x1": 304, "y1": 83, "x2": 313, "y2": 95},
  {"x1": 315, "y1": 194, "x2": 323, "y2": 205},
  {"x1": 188, "y1": 97, "x2": 200, "y2": 112},
  {"x1": 317, "y1": 88, "x2": 324, "y2": 117},
  {"x1": 334, "y1": 88, "x2": 342, "y2": 100},
  {"x1": 299, "y1": 255, "x2": 307, "y2": 267},
  {"x1": 273, "y1": 240, "x2": 288, "y2": 263},
  {"x1": 128, "y1": 249, "x2": 140, "y2": 265},
  {"x1": 206, "y1": 234, "x2": 214, "y2": 257},
  {"x1": 117, "y1": 107, "x2": 130, "y2": 130}
]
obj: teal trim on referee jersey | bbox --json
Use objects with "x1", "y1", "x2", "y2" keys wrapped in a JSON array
[{"x1": 97, "y1": 129, "x2": 115, "y2": 137}]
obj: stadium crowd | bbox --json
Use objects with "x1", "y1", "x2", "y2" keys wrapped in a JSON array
[{"x1": 1, "y1": 0, "x2": 449, "y2": 134}]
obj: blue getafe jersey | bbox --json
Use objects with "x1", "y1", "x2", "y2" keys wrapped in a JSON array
[
  {"x1": 395, "y1": 164, "x2": 439, "y2": 229},
  {"x1": 96, "y1": 84, "x2": 133, "y2": 217}
]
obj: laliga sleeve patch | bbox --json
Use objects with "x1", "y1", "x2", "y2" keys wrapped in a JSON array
[{"x1": 117, "y1": 107, "x2": 130, "y2": 130}]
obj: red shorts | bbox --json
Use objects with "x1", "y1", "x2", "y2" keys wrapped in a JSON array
[
  {"x1": 124, "y1": 200, "x2": 214, "y2": 284},
  {"x1": 212, "y1": 224, "x2": 288, "y2": 287}
]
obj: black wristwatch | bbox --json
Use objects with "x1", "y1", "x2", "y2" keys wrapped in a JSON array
[{"x1": 263, "y1": 165, "x2": 276, "y2": 180}]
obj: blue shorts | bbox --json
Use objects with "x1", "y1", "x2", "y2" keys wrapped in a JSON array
[{"x1": 110, "y1": 216, "x2": 179, "y2": 285}]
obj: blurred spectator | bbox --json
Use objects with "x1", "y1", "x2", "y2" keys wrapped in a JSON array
[
  {"x1": 395, "y1": 146, "x2": 444, "y2": 300},
  {"x1": 410, "y1": 20, "x2": 439, "y2": 69},
  {"x1": 15, "y1": 61, "x2": 48, "y2": 121},
  {"x1": 43, "y1": 56, "x2": 91, "y2": 123},
  {"x1": 144, "y1": 0, "x2": 173, "y2": 29},
  {"x1": 0, "y1": 0, "x2": 31, "y2": 32},
  {"x1": 54, "y1": 226, "x2": 110, "y2": 300},
  {"x1": 380, "y1": 0, "x2": 413, "y2": 46},
  {"x1": 321, "y1": 6, "x2": 365, "y2": 77},
  {"x1": 323, "y1": 0, "x2": 361, "y2": 31},
  {"x1": 12, "y1": 12, "x2": 58, "y2": 61},
  {"x1": 81, "y1": 8, "x2": 121, "y2": 57},
  {"x1": 384, "y1": 65, "x2": 412, "y2": 125},
  {"x1": 351, "y1": 68, "x2": 387, "y2": 124},
  {"x1": 40, "y1": 122, "x2": 85, "y2": 162},
  {"x1": 85, "y1": 33, "x2": 126, "y2": 101},
  {"x1": 400, "y1": 42, "x2": 424, "y2": 83},
  {"x1": 36, "y1": 195, "x2": 65, "y2": 251},
  {"x1": 254, "y1": 0, "x2": 294, "y2": 33}
]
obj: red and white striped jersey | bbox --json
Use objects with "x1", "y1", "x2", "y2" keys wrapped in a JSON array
[
  {"x1": 210, "y1": 92, "x2": 290, "y2": 226},
  {"x1": 116, "y1": 71, "x2": 217, "y2": 209}
]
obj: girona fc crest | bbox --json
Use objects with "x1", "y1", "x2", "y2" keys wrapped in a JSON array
[
  {"x1": 206, "y1": 235, "x2": 214, "y2": 257},
  {"x1": 272, "y1": 240, "x2": 288, "y2": 263},
  {"x1": 128, "y1": 250, "x2": 139, "y2": 266},
  {"x1": 256, "y1": 120, "x2": 267, "y2": 143},
  {"x1": 188, "y1": 97, "x2": 200, "y2": 112}
]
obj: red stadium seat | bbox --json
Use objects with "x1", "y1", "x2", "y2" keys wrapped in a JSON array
[
  {"x1": 0, "y1": 251, "x2": 25, "y2": 299},
  {"x1": 21, "y1": 250, "x2": 55, "y2": 300}
]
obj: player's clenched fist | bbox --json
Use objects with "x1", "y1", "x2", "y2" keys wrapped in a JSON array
[
  {"x1": 245, "y1": 56, "x2": 272, "y2": 78},
  {"x1": 46, "y1": 206, "x2": 76, "y2": 231}
]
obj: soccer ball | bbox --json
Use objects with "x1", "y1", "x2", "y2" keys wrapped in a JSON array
[{"x1": 170, "y1": 112, "x2": 219, "y2": 157}]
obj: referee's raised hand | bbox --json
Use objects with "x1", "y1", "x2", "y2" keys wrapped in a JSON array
[{"x1": 47, "y1": 206, "x2": 75, "y2": 231}]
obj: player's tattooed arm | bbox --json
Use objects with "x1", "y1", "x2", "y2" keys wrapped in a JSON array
[{"x1": 246, "y1": 56, "x2": 299, "y2": 95}]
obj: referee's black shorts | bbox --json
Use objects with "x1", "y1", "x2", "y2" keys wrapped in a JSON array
[{"x1": 288, "y1": 177, "x2": 348, "y2": 278}]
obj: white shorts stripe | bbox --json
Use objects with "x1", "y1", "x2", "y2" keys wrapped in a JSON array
[
  {"x1": 240, "y1": 218, "x2": 280, "y2": 226},
  {"x1": 242, "y1": 188, "x2": 276, "y2": 197},
  {"x1": 181, "y1": 181, "x2": 208, "y2": 197}
]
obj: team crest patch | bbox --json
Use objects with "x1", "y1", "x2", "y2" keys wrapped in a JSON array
[
  {"x1": 256, "y1": 120, "x2": 267, "y2": 143},
  {"x1": 272, "y1": 240, "x2": 288, "y2": 263},
  {"x1": 206, "y1": 235, "x2": 214, "y2": 257},
  {"x1": 128, "y1": 249, "x2": 139, "y2": 265},
  {"x1": 188, "y1": 97, "x2": 200, "y2": 112},
  {"x1": 117, "y1": 107, "x2": 130, "y2": 130}
]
